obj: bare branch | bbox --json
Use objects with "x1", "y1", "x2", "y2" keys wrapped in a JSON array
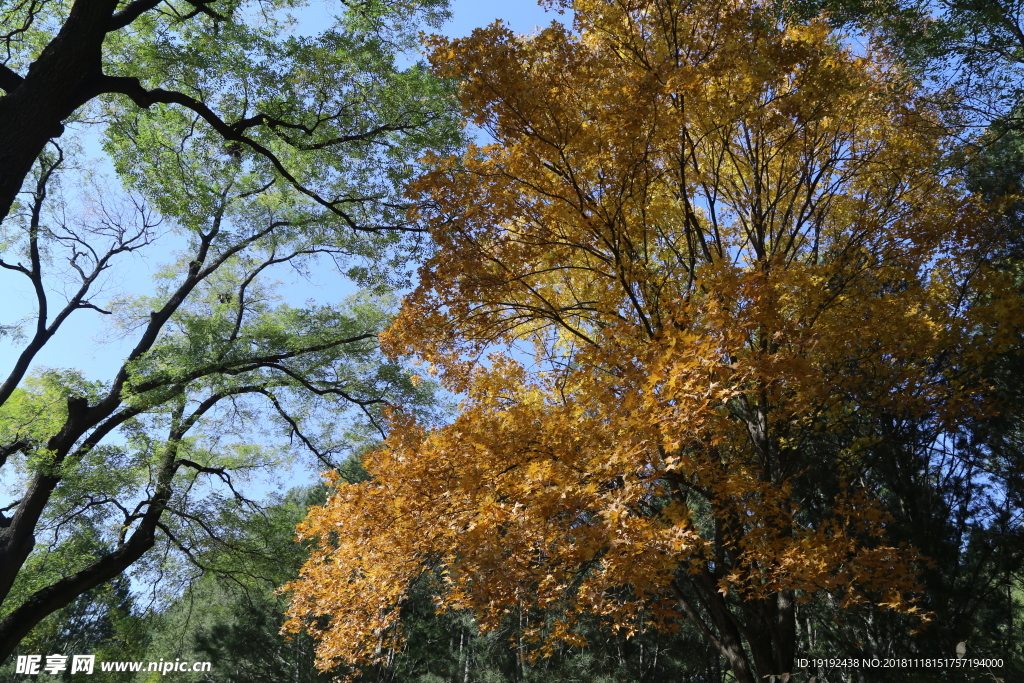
[
  {"x1": 251, "y1": 387, "x2": 338, "y2": 469},
  {"x1": 175, "y1": 459, "x2": 258, "y2": 509},
  {"x1": 75, "y1": 301, "x2": 113, "y2": 315}
]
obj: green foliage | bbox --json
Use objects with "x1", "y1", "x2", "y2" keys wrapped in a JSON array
[
  {"x1": 135, "y1": 486, "x2": 328, "y2": 682},
  {"x1": 98, "y1": 0, "x2": 462, "y2": 289},
  {"x1": 0, "y1": 571, "x2": 148, "y2": 683},
  {"x1": 0, "y1": 371, "x2": 104, "y2": 453},
  {"x1": 0, "y1": 0, "x2": 459, "y2": 660}
]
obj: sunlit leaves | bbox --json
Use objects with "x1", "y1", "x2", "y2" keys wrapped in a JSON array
[{"x1": 285, "y1": 0, "x2": 1023, "y2": 678}]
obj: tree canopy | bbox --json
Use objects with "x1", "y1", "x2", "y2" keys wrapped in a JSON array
[
  {"x1": 284, "y1": 0, "x2": 1023, "y2": 681},
  {"x1": 0, "y1": 0, "x2": 457, "y2": 660}
]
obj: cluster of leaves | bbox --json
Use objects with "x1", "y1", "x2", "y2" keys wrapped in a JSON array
[
  {"x1": 134, "y1": 483, "x2": 727, "y2": 683},
  {"x1": 284, "y1": 0, "x2": 1024, "y2": 682},
  {"x1": 0, "y1": 527, "x2": 148, "y2": 683}
]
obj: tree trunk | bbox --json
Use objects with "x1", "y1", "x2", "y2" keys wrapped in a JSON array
[
  {"x1": 674, "y1": 574, "x2": 798, "y2": 683},
  {"x1": 673, "y1": 578, "x2": 758, "y2": 683}
]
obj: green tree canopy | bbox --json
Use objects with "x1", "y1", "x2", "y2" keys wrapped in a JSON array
[{"x1": 0, "y1": 0, "x2": 458, "y2": 660}]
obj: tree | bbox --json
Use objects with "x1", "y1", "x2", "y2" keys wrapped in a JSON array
[
  {"x1": 0, "y1": 0, "x2": 457, "y2": 660},
  {"x1": 284, "y1": 0, "x2": 1022, "y2": 681},
  {"x1": 781, "y1": 0, "x2": 1024, "y2": 127},
  {"x1": 138, "y1": 485, "x2": 330, "y2": 683},
  {"x1": 167, "y1": 480, "x2": 721, "y2": 683},
  {"x1": 0, "y1": 551, "x2": 148, "y2": 683}
]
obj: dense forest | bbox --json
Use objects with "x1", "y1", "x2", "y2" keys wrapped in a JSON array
[{"x1": 0, "y1": 0, "x2": 1022, "y2": 681}]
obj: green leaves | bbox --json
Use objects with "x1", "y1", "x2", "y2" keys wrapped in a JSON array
[
  {"x1": 0, "y1": 0, "x2": 460, "y2": 659},
  {"x1": 0, "y1": 371, "x2": 103, "y2": 450},
  {"x1": 101, "y1": 0, "x2": 462, "y2": 248}
]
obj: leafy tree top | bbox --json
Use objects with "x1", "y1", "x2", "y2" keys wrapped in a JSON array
[
  {"x1": 284, "y1": 1, "x2": 1023, "y2": 681},
  {"x1": 0, "y1": 0, "x2": 458, "y2": 660}
]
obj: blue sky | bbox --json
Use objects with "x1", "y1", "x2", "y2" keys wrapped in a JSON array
[{"x1": 445, "y1": 0, "x2": 564, "y2": 35}]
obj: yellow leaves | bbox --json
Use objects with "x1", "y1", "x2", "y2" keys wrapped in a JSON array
[{"x1": 284, "y1": 0, "x2": 1024, "y2": 674}]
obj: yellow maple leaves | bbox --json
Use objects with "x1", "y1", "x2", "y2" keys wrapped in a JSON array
[{"x1": 283, "y1": 0, "x2": 1021, "y2": 680}]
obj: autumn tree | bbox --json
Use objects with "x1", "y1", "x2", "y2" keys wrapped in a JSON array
[
  {"x1": 285, "y1": 0, "x2": 1022, "y2": 681},
  {"x1": 0, "y1": 0, "x2": 457, "y2": 660}
]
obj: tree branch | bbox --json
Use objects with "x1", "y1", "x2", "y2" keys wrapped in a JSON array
[
  {"x1": 0, "y1": 64, "x2": 23, "y2": 93},
  {"x1": 109, "y1": 0, "x2": 226, "y2": 30},
  {"x1": 108, "y1": 0, "x2": 163, "y2": 30},
  {"x1": 127, "y1": 333, "x2": 377, "y2": 396},
  {"x1": 94, "y1": 75, "x2": 422, "y2": 233},
  {"x1": 251, "y1": 387, "x2": 337, "y2": 468}
]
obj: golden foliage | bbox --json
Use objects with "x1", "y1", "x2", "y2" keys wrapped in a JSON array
[{"x1": 284, "y1": 0, "x2": 1020, "y2": 679}]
